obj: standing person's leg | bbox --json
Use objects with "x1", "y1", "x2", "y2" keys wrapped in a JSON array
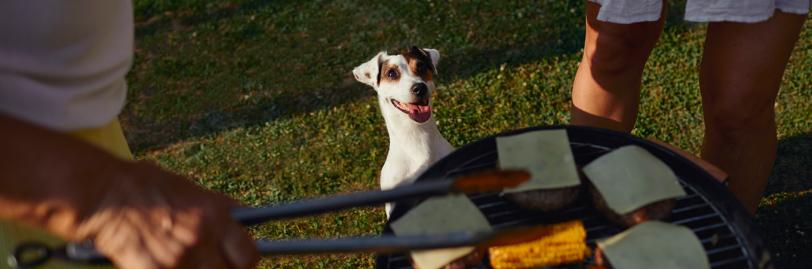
[
  {"x1": 700, "y1": 10, "x2": 806, "y2": 215},
  {"x1": 571, "y1": 1, "x2": 667, "y2": 132}
]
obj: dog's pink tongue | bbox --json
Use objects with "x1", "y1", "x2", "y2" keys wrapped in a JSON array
[{"x1": 406, "y1": 103, "x2": 432, "y2": 123}]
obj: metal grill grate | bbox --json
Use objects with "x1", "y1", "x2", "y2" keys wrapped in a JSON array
[{"x1": 377, "y1": 126, "x2": 767, "y2": 269}]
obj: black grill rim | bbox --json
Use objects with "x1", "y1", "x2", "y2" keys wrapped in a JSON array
[{"x1": 376, "y1": 125, "x2": 770, "y2": 269}]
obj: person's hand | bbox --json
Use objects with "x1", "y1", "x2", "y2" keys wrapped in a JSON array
[
  {"x1": 0, "y1": 115, "x2": 258, "y2": 268},
  {"x1": 72, "y1": 161, "x2": 260, "y2": 269}
]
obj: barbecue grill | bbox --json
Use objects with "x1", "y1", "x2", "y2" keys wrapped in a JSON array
[{"x1": 376, "y1": 125, "x2": 771, "y2": 269}]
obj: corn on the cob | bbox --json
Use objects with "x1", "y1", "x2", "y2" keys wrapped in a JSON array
[{"x1": 489, "y1": 220, "x2": 590, "y2": 269}]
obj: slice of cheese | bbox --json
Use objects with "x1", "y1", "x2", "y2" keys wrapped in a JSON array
[
  {"x1": 390, "y1": 194, "x2": 491, "y2": 269},
  {"x1": 597, "y1": 221, "x2": 710, "y2": 269},
  {"x1": 583, "y1": 145, "x2": 686, "y2": 214},
  {"x1": 496, "y1": 129, "x2": 580, "y2": 193}
]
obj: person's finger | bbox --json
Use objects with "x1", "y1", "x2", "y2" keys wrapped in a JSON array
[
  {"x1": 96, "y1": 220, "x2": 161, "y2": 269},
  {"x1": 199, "y1": 252, "x2": 232, "y2": 269},
  {"x1": 142, "y1": 220, "x2": 185, "y2": 267},
  {"x1": 136, "y1": 197, "x2": 187, "y2": 267},
  {"x1": 114, "y1": 246, "x2": 162, "y2": 269},
  {"x1": 181, "y1": 230, "x2": 232, "y2": 269},
  {"x1": 169, "y1": 207, "x2": 204, "y2": 246},
  {"x1": 220, "y1": 221, "x2": 260, "y2": 269}
]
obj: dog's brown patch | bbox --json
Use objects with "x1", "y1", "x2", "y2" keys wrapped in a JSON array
[{"x1": 402, "y1": 46, "x2": 434, "y2": 82}]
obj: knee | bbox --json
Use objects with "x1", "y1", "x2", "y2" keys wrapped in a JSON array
[
  {"x1": 703, "y1": 97, "x2": 775, "y2": 137},
  {"x1": 584, "y1": 25, "x2": 662, "y2": 75}
]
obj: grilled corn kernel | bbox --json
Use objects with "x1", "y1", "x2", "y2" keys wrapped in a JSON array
[{"x1": 489, "y1": 220, "x2": 590, "y2": 269}]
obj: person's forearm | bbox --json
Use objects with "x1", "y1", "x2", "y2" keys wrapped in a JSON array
[
  {"x1": 0, "y1": 114, "x2": 123, "y2": 238},
  {"x1": 0, "y1": 114, "x2": 261, "y2": 268}
]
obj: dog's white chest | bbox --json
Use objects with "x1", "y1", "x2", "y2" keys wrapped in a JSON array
[{"x1": 380, "y1": 137, "x2": 453, "y2": 190}]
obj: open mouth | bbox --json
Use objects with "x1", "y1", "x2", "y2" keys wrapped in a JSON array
[{"x1": 391, "y1": 99, "x2": 432, "y2": 123}]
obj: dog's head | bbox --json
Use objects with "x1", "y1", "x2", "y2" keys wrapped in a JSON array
[{"x1": 353, "y1": 46, "x2": 440, "y2": 124}]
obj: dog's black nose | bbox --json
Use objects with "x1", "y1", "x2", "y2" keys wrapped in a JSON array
[{"x1": 411, "y1": 83, "x2": 428, "y2": 97}]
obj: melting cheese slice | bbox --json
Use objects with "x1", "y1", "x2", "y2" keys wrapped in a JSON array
[
  {"x1": 583, "y1": 145, "x2": 686, "y2": 214},
  {"x1": 597, "y1": 221, "x2": 710, "y2": 269},
  {"x1": 496, "y1": 129, "x2": 580, "y2": 193},
  {"x1": 390, "y1": 194, "x2": 491, "y2": 269}
]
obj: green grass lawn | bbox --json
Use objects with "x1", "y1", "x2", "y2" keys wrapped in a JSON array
[{"x1": 124, "y1": 1, "x2": 812, "y2": 268}]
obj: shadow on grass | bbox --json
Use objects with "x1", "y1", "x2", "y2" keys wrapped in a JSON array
[
  {"x1": 764, "y1": 132, "x2": 812, "y2": 194},
  {"x1": 123, "y1": 0, "x2": 695, "y2": 153},
  {"x1": 756, "y1": 132, "x2": 812, "y2": 269},
  {"x1": 133, "y1": 0, "x2": 292, "y2": 37}
]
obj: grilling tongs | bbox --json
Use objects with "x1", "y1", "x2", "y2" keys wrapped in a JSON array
[{"x1": 10, "y1": 169, "x2": 539, "y2": 268}]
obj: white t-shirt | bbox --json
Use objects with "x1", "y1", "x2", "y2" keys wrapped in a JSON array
[{"x1": 0, "y1": 0, "x2": 133, "y2": 131}]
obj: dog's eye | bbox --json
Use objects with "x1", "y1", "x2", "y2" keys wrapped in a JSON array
[{"x1": 387, "y1": 70, "x2": 398, "y2": 79}]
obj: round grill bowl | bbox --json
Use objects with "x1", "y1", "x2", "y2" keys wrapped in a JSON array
[{"x1": 376, "y1": 125, "x2": 771, "y2": 269}]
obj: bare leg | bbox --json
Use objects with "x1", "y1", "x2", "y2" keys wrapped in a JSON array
[
  {"x1": 571, "y1": 1, "x2": 667, "y2": 132},
  {"x1": 700, "y1": 11, "x2": 806, "y2": 215}
]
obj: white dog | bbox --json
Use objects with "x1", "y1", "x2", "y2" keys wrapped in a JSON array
[{"x1": 353, "y1": 47, "x2": 454, "y2": 217}]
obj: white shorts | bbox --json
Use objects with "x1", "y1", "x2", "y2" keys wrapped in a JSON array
[{"x1": 588, "y1": 0, "x2": 811, "y2": 24}]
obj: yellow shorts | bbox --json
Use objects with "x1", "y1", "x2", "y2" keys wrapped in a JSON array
[{"x1": 0, "y1": 119, "x2": 132, "y2": 269}]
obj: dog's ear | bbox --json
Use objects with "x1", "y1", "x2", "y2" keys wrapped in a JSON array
[
  {"x1": 353, "y1": 52, "x2": 385, "y2": 88},
  {"x1": 421, "y1": 48, "x2": 440, "y2": 74}
]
